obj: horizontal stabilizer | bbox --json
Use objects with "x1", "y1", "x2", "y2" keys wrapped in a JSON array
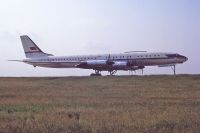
[{"x1": 8, "y1": 60, "x2": 23, "y2": 62}]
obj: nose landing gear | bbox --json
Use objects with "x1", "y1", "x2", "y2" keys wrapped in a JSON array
[{"x1": 171, "y1": 65, "x2": 176, "y2": 75}]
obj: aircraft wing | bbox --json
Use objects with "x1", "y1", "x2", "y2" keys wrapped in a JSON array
[{"x1": 76, "y1": 60, "x2": 144, "y2": 71}]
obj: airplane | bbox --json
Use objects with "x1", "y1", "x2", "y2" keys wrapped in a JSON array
[{"x1": 10, "y1": 35, "x2": 188, "y2": 76}]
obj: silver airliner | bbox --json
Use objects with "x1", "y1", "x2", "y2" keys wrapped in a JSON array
[{"x1": 11, "y1": 35, "x2": 188, "y2": 76}]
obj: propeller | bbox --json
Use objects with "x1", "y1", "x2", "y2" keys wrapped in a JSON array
[
  {"x1": 106, "y1": 53, "x2": 114, "y2": 65},
  {"x1": 106, "y1": 53, "x2": 115, "y2": 75}
]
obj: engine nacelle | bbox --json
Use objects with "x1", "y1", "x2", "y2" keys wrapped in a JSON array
[
  {"x1": 113, "y1": 61, "x2": 128, "y2": 67},
  {"x1": 130, "y1": 66, "x2": 145, "y2": 70},
  {"x1": 86, "y1": 60, "x2": 107, "y2": 65},
  {"x1": 76, "y1": 60, "x2": 114, "y2": 69}
]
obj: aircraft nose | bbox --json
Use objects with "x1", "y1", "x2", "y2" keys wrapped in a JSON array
[
  {"x1": 177, "y1": 54, "x2": 188, "y2": 63},
  {"x1": 185, "y1": 57, "x2": 188, "y2": 61},
  {"x1": 184, "y1": 56, "x2": 188, "y2": 61},
  {"x1": 182, "y1": 56, "x2": 188, "y2": 62}
]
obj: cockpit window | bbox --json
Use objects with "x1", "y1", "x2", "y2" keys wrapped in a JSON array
[
  {"x1": 166, "y1": 54, "x2": 178, "y2": 58},
  {"x1": 166, "y1": 54, "x2": 185, "y2": 58}
]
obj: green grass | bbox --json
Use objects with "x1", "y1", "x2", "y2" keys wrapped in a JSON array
[{"x1": 0, "y1": 75, "x2": 200, "y2": 132}]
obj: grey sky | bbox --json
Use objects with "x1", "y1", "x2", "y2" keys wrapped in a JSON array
[{"x1": 0, "y1": 0, "x2": 199, "y2": 76}]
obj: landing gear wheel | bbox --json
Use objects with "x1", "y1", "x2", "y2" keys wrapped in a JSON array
[
  {"x1": 90, "y1": 73, "x2": 102, "y2": 76},
  {"x1": 90, "y1": 70, "x2": 102, "y2": 76},
  {"x1": 108, "y1": 70, "x2": 117, "y2": 76}
]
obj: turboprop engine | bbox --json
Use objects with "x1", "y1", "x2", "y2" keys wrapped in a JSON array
[
  {"x1": 113, "y1": 61, "x2": 128, "y2": 67},
  {"x1": 76, "y1": 60, "x2": 114, "y2": 68},
  {"x1": 76, "y1": 60, "x2": 145, "y2": 71},
  {"x1": 77, "y1": 59, "x2": 128, "y2": 68}
]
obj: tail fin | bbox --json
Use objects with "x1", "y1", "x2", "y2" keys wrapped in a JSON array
[{"x1": 20, "y1": 35, "x2": 53, "y2": 58}]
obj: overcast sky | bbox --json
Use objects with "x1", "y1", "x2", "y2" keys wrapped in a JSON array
[{"x1": 0, "y1": 0, "x2": 199, "y2": 76}]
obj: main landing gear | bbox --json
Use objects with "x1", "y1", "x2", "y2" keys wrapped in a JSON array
[
  {"x1": 108, "y1": 70, "x2": 117, "y2": 76},
  {"x1": 90, "y1": 70, "x2": 118, "y2": 76},
  {"x1": 90, "y1": 70, "x2": 102, "y2": 76}
]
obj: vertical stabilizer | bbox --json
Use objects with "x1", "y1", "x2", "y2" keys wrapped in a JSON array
[{"x1": 20, "y1": 35, "x2": 52, "y2": 58}]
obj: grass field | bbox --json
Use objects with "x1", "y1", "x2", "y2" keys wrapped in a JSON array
[{"x1": 0, "y1": 75, "x2": 200, "y2": 133}]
